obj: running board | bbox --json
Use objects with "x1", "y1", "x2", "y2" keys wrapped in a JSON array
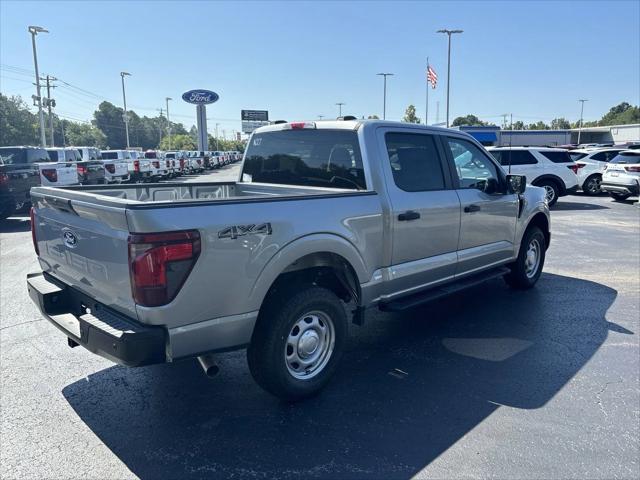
[{"x1": 379, "y1": 267, "x2": 511, "y2": 312}]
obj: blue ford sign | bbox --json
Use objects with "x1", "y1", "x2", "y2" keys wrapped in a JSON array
[{"x1": 182, "y1": 89, "x2": 219, "y2": 105}]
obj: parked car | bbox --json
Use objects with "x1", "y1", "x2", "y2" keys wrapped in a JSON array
[
  {"x1": 0, "y1": 146, "x2": 49, "y2": 220},
  {"x1": 77, "y1": 146, "x2": 129, "y2": 184},
  {"x1": 601, "y1": 151, "x2": 640, "y2": 201},
  {"x1": 186, "y1": 151, "x2": 205, "y2": 173},
  {"x1": 568, "y1": 148, "x2": 627, "y2": 195},
  {"x1": 164, "y1": 152, "x2": 182, "y2": 176},
  {"x1": 102, "y1": 150, "x2": 152, "y2": 183},
  {"x1": 144, "y1": 150, "x2": 169, "y2": 179},
  {"x1": 211, "y1": 151, "x2": 225, "y2": 167},
  {"x1": 27, "y1": 120, "x2": 550, "y2": 400},
  {"x1": 487, "y1": 146, "x2": 579, "y2": 206},
  {"x1": 47, "y1": 147, "x2": 105, "y2": 185}
]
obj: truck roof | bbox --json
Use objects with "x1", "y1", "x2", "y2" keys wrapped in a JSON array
[{"x1": 253, "y1": 119, "x2": 463, "y2": 136}]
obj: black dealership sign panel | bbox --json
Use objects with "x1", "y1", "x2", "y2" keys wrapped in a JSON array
[{"x1": 241, "y1": 110, "x2": 269, "y2": 121}]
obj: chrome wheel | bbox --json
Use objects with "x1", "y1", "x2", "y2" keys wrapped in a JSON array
[
  {"x1": 285, "y1": 310, "x2": 335, "y2": 380},
  {"x1": 525, "y1": 238, "x2": 541, "y2": 278},
  {"x1": 543, "y1": 185, "x2": 556, "y2": 203},
  {"x1": 585, "y1": 176, "x2": 601, "y2": 194}
]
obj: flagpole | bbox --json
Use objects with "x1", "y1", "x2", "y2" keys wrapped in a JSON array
[{"x1": 425, "y1": 57, "x2": 429, "y2": 126}]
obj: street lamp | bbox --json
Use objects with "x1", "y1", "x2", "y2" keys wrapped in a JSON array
[
  {"x1": 577, "y1": 99, "x2": 588, "y2": 145},
  {"x1": 165, "y1": 97, "x2": 172, "y2": 150},
  {"x1": 28, "y1": 25, "x2": 48, "y2": 147},
  {"x1": 437, "y1": 28, "x2": 463, "y2": 127},
  {"x1": 376, "y1": 73, "x2": 394, "y2": 120},
  {"x1": 120, "y1": 71, "x2": 131, "y2": 149},
  {"x1": 335, "y1": 102, "x2": 345, "y2": 117}
]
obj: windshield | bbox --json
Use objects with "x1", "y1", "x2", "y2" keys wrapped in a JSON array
[
  {"x1": 569, "y1": 152, "x2": 588, "y2": 162},
  {"x1": 242, "y1": 129, "x2": 366, "y2": 190}
]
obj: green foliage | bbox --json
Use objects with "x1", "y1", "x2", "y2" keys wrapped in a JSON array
[
  {"x1": 512, "y1": 120, "x2": 525, "y2": 130},
  {"x1": 402, "y1": 105, "x2": 421, "y2": 124},
  {"x1": 599, "y1": 102, "x2": 640, "y2": 126},
  {"x1": 158, "y1": 134, "x2": 197, "y2": 151},
  {"x1": 367, "y1": 115, "x2": 380, "y2": 119},
  {"x1": 526, "y1": 121, "x2": 550, "y2": 130},
  {"x1": 0, "y1": 94, "x2": 38, "y2": 145},
  {"x1": 63, "y1": 120, "x2": 106, "y2": 147},
  {"x1": 550, "y1": 117, "x2": 571, "y2": 129},
  {"x1": 207, "y1": 135, "x2": 245, "y2": 153},
  {"x1": 451, "y1": 114, "x2": 487, "y2": 127}
]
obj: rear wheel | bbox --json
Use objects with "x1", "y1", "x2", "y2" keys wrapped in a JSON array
[
  {"x1": 247, "y1": 286, "x2": 347, "y2": 401},
  {"x1": 504, "y1": 226, "x2": 546, "y2": 289},
  {"x1": 537, "y1": 180, "x2": 560, "y2": 206},
  {"x1": 583, "y1": 175, "x2": 602, "y2": 195},
  {"x1": 609, "y1": 192, "x2": 630, "y2": 202}
]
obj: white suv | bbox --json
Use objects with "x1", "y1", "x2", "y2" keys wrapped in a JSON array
[
  {"x1": 487, "y1": 147, "x2": 579, "y2": 206},
  {"x1": 569, "y1": 148, "x2": 627, "y2": 195},
  {"x1": 601, "y1": 151, "x2": 640, "y2": 201}
]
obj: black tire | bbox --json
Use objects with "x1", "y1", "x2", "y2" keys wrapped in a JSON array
[
  {"x1": 609, "y1": 192, "x2": 630, "y2": 202},
  {"x1": 582, "y1": 175, "x2": 602, "y2": 195},
  {"x1": 536, "y1": 180, "x2": 560, "y2": 206},
  {"x1": 504, "y1": 226, "x2": 546, "y2": 290},
  {"x1": 247, "y1": 285, "x2": 347, "y2": 401}
]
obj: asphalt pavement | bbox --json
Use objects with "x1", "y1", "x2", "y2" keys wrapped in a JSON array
[{"x1": 1, "y1": 172, "x2": 638, "y2": 479}]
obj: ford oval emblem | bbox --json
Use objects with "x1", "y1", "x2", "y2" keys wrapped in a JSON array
[
  {"x1": 63, "y1": 230, "x2": 78, "y2": 248},
  {"x1": 181, "y1": 89, "x2": 219, "y2": 105}
]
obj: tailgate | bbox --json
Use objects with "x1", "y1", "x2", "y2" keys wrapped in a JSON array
[
  {"x1": 31, "y1": 189, "x2": 137, "y2": 319},
  {"x1": 115, "y1": 161, "x2": 129, "y2": 176},
  {"x1": 40, "y1": 163, "x2": 78, "y2": 185}
]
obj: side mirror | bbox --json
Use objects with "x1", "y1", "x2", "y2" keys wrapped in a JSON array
[{"x1": 507, "y1": 174, "x2": 526, "y2": 194}]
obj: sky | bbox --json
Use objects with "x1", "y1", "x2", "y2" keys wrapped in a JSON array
[{"x1": 1, "y1": 0, "x2": 639, "y2": 137}]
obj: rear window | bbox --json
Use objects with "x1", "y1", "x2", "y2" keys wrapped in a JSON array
[
  {"x1": 47, "y1": 150, "x2": 59, "y2": 162},
  {"x1": 101, "y1": 151, "x2": 118, "y2": 160},
  {"x1": 610, "y1": 152, "x2": 640, "y2": 164},
  {"x1": 569, "y1": 152, "x2": 588, "y2": 162},
  {"x1": 490, "y1": 150, "x2": 538, "y2": 166},
  {"x1": 166, "y1": 153, "x2": 175, "y2": 158},
  {"x1": 540, "y1": 151, "x2": 573, "y2": 163},
  {"x1": 242, "y1": 129, "x2": 366, "y2": 190},
  {"x1": 0, "y1": 148, "x2": 27, "y2": 165},
  {"x1": 144, "y1": 151, "x2": 158, "y2": 159}
]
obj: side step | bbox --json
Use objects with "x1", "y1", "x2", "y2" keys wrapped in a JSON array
[{"x1": 379, "y1": 266, "x2": 510, "y2": 312}]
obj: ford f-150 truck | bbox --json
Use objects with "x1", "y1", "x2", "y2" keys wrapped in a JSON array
[{"x1": 27, "y1": 120, "x2": 550, "y2": 401}]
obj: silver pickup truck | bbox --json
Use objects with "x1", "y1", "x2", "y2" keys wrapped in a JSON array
[{"x1": 27, "y1": 120, "x2": 550, "y2": 400}]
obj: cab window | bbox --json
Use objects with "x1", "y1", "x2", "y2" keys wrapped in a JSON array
[{"x1": 447, "y1": 137, "x2": 501, "y2": 192}]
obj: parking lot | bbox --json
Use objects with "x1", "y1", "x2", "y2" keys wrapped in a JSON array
[{"x1": 1, "y1": 165, "x2": 638, "y2": 479}]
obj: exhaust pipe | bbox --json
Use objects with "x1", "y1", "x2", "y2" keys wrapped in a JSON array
[{"x1": 197, "y1": 354, "x2": 220, "y2": 378}]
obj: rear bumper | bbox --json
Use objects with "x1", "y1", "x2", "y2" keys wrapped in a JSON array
[
  {"x1": 601, "y1": 182, "x2": 639, "y2": 195},
  {"x1": 27, "y1": 272, "x2": 166, "y2": 367}
]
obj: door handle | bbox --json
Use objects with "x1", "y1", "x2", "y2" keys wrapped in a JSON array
[
  {"x1": 398, "y1": 210, "x2": 421, "y2": 221},
  {"x1": 464, "y1": 204, "x2": 481, "y2": 213}
]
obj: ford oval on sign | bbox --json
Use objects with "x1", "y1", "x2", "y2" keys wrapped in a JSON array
[{"x1": 182, "y1": 90, "x2": 219, "y2": 105}]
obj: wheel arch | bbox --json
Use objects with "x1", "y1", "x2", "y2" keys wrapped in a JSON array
[
  {"x1": 525, "y1": 212, "x2": 550, "y2": 250},
  {"x1": 531, "y1": 174, "x2": 565, "y2": 195}
]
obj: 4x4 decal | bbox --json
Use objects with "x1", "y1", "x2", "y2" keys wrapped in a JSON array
[{"x1": 218, "y1": 223, "x2": 272, "y2": 239}]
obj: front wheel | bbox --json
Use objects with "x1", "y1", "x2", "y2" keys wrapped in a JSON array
[
  {"x1": 609, "y1": 192, "x2": 630, "y2": 202},
  {"x1": 247, "y1": 286, "x2": 347, "y2": 401},
  {"x1": 504, "y1": 226, "x2": 546, "y2": 289},
  {"x1": 537, "y1": 181, "x2": 559, "y2": 206}
]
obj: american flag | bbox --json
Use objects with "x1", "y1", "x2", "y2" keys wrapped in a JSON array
[{"x1": 427, "y1": 65, "x2": 438, "y2": 89}]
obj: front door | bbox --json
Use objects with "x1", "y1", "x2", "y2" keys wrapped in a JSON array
[
  {"x1": 443, "y1": 136, "x2": 519, "y2": 276},
  {"x1": 379, "y1": 129, "x2": 461, "y2": 298}
]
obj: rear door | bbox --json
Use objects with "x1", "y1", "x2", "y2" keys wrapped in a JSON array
[
  {"x1": 378, "y1": 128, "x2": 461, "y2": 297},
  {"x1": 443, "y1": 136, "x2": 519, "y2": 275}
]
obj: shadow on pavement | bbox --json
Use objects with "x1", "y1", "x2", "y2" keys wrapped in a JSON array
[
  {"x1": 63, "y1": 273, "x2": 624, "y2": 479},
  {"x1": 552, "y1": 201, "x2": 609, "y2": 211},
  {"x1": 0, "y1": 216, "x2": 31, "y2": 233}
]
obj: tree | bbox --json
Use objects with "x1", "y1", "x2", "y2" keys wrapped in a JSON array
[
  {"x1": 599, "y1": 102, "x2": 639, "y2": 126},
  {"x1": 0, "y1": 94, "x2": 38, "y2": 146},
  {"x1": 159, "y1": 134, "x2": 196, "y2": 151},
  {"x1": 527, "y1": 121, "x2": 549, "y2": 130},
  {"x1": 402, "y1": 105, "x2": 421, "y2": 124},
  {"x1": 550, "y1": 117, "x2": 571, "y2": 129},
  {"x1": 93, "y1": 101, "x2": 127, "y2": 148},
  {"x1": 451, "y1": 114, "x2": 487, "y2": 127},
  {"x1": 367, "y1": 115, "x2": 380, "y2": 119},
  {"x1": 512, "y1": 120, "x2": 525, "y2": 130},
  {"x1": 64, "y1": 121, "x2": 106, "y2": 147},
  {"x1": 208, "y1": 135, "x2": 245, "y2": 153}
]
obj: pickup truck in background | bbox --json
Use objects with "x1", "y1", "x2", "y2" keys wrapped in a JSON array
[
  {"x1": 77, "y1": 146, "x2": 129, "y2": 184},
  {"x1": 102, "y1": 150, "x2": 152, "y2": 183},
  {"x1": 27, "y1": 120, "x2": 550, "y2": 401},
  {"x1": 143, "y1": 150, "x2": 169, "y2": 179},
  {"x1": 0, "y1": 146, "x2": 49, "y2": 220},
  {"x1": 47, "y1": 147, "x2": 105, "y2": 185}
]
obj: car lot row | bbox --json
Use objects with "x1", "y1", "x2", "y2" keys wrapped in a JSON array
[{"x1": 0, "y1": 146, "x2": 243, "y2": 220}]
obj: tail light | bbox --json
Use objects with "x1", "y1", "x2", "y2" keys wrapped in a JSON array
[
  {"x1": 105, "y1": 164, "x2": 116, "y2": 174},
  {"x1": 0, "y1": 172, "x2": 8, "y2": 185},
  {"x1": 133, "y1": 160, "x2": 140, "y2": 172},
  {"x1": 77, "y1": 165, "x2": 88, "y2": 177},
  {"x1": 128, "y1": 230, "x2": 201, "y2": 307},
  {"x1": 568, "y1": 163, "x2": 585, "y2": 174},
  {"x1": 624, "y1": 165, "x2": 640, "y2": 172},
  {"x1": 152, "y1": 161, "x2": 160, "y2": 169},
  {"x1": 180, "y1": 159, "x2": 185, "y2": 168},
  {"x1": 30, "y1": 207, "x2": 39, "y2": 255},
  {"x1": 284, "y1": 122, "x2": 317, "y2": 130},
  {"x1": 41, "y1": 168, "x2": 58, "y2": 183}
]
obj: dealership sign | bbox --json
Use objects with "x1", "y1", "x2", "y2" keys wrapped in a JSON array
[
  {"x1": 242, "y1": 109, "x2": 270, "y2": 133},
  {"x1": 182, "y1": 89, "x2": 219, "y2": 105}
]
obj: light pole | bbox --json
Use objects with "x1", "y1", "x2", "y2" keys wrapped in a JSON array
[
  {"x1": 437, "y1": 28, "x2": 463, "y2": 127},
  {"x1": 28, "y1": 25, "x2": 48, "y2": 147},
  {"x1": 335, "y1": 102, "x2": 345, "y2": 117},
  {"x1": 215, "y1": 123, "x2": 220, "y2": 150},
  {"x1": 577, "y1": 99, "x2": 588, "y2": 145},
  {"x1": 165, "y1": 97, "x2": 172, "y2": 150},
  {"x1": 120, "y1": 71, "x2": 131, "y2": 149},
  {"x1": 376, "y1": 73, "x2": 394, "y2": 120}
]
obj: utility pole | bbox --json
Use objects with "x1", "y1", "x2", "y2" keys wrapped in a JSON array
[
  {"x1": 501, "y1": 113, "x2": 509, "y2": 130},
  {"x1": 157, "y1": 108, "x2": 164, "y2": 144},
  {"x1": 44, "y1": 75, "x2": 57, "y2": 146},
  {"x1": 120, "y1": 71, "x2": 131, "y2": 149},
  {"x1": 437, "y1": 28, "x2": 463, "y2": 127},
  {"x1": 165, "y1": 97, "x2": 172, "y2": 150},
  {"x1": 577, "y1": 99, "x2": 588, "y2": 145},
  {"x1": 28, "y1": 25, "x2": 48, "y2": 147},
  {"x1": 376, "y1": 73, "x2": 394, "y2": 120},
  {"x1": 335, "y1": 103, "x2": 345, "y2": 117}
]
